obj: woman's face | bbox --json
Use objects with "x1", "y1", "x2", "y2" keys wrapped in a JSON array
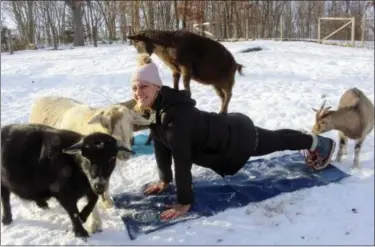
[{"x1": 132, "y1": 81, "x2": 160, "y2": 108}]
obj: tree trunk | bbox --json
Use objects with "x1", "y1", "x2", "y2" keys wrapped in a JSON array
[
  {"x1": 27, "y1": 1, "x2": 35, "y2": 44},
  {"x1": 141, "y1": 1, "x2": 149, "y2": 28},
  {"x1": 147, "y1": 1, "x2": 154, "y2": 29},
  {"x1": 173, "y1": 0, "x2": 179, "y2": 29},
  {"x1": 60, "y1": 2, "x2": 66, "y2": 45},
  {"x1": 182, "y1": 0, "x2": 188, "y2": 29},
  {"x1": 8, "y1": 29, "x2": 13, "y2": 54},
  {"x1": 72, "y1": 3, "x2": 84, "y2": 46},
  {"x1": 83, "y1": 5, "x2": 91, "y2": 43},
  {"x1": 45, "y1": 3, "x2": 58, "y2": 50},
  {"x1": 134, "y1": 0, "x2": 140, "y2": 32},
  {"x1": 87, "y1": 0, "x2": 97, "y2": 47},
  {"x1": 119, "y1": 1, "x2": 127, "y2": 43}
]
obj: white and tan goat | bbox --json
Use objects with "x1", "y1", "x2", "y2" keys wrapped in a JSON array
[
  {"x1": 29, "y1": 95, "x2": 152, "y2": 233},
  {"x1": 119, "y1": 98, "x2": 154, "y2": 145},
  {"x1": 312, "y1": 87, "x2": 374, "y2": 168}
]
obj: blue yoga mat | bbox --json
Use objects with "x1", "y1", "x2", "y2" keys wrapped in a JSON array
[
  {"x1": 116, "y1": 135, "x2": 350, "y2": 240},
  {"x1": 131, "y1": 133, "x2": 154, "y2": 155}
]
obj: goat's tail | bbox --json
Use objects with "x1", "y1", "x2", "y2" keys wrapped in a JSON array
[{"x1": 236, "y1": 63, "x2": 245, "y2": 76}]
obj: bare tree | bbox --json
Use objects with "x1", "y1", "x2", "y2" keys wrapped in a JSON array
[
  {"x1": 147, "y1": 1, "x2": 155, "y2": 29},
  {"x1": 36, "y1": 1, "x2": 59, "y2": 49},
  {"x1": 26, "y1": 1, "x2": 35, "y2": 44},
  {"x1": 96, "y1": 0, "x2": 117, "y2": 42},
  {"x1": 65, "y1": 0, "x2": 85, "y2": 46},
  {"x1": 1, "y1": 2, "x2": 6, "y2": 26},
  {"x1": 86, "y1": 1, "x2": 104, "y2": 46},
  {"x1": 4, "y1": 1, "x2": 31, "y2": 45},
  {"x1": 118, "y1": 1, "x2": 128, "y2": 43}
]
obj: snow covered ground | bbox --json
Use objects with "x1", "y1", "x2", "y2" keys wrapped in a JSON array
[{"x1": 1, "y1": 40, "x2": 374, "y2": 245}]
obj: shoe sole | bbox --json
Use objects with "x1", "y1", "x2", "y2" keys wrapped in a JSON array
[{"x1": 312, "y1": 140, "x2": 336, "y2": 170}]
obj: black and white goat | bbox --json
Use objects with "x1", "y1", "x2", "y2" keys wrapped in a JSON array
[{"x1": 1, "y1": 123, "x2": 133, "y2": 239}]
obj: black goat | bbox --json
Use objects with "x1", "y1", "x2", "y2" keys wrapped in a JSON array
[{"x1": 1, "y1": 123, "x2": 133, "y2": 239}]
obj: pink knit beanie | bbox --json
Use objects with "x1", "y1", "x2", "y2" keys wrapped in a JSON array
[{"x1": 131, "y1": 54, "x2": 163, "y2": 87}]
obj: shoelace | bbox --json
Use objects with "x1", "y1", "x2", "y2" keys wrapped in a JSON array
[{"x1": 302, "y1": 150, "x2": 324, "y2": 168}]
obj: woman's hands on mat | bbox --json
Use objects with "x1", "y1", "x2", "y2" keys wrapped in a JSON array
[
  {"x1": 144, "y1": 181, "x2": 191, "y2": 220},
  {"x1": 144, "y1": 181, "x2": 169, "y2": 194}
]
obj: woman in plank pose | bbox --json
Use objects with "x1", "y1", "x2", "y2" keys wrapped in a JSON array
[{"x1": 130, "y1": 54, "x2": 335, "y2": 220}]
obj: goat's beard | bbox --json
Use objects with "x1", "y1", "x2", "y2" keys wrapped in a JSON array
[
  {"x1": 134, "y1": 100, "x2": 148, "y2": 113},
  {"x1": 78, "y1": 156, "x2": 107, "y2": 195}
]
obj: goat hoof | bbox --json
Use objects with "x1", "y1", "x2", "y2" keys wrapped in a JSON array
[
  {"x1": 36, "y1": 200, "x2": 49, "y2": 209},
  {"x1": 2, "y1": 216, "x2": 12, "y2": 225},
  {"x1": 100, "y1": 199, "x2": 114, "y2": 209},
  {"x1": 353, "y1": 163, "x2": 360, "y2": 169},
  {"x1": 87, "y1": 221, "x2": 103, "y2": 234},
  {"x1": 75, "y1": 229, "x2": 90, "y2": 239}
]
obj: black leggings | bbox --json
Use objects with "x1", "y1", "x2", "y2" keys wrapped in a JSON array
[{"x1": 253, "y1": 128, "x2": 313, "y2": 156}]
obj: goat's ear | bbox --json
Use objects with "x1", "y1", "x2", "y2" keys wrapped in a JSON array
[
  {"x1": 62, "y1": 139, "x2": 83, "y2": 155},
  {"x1": 130, "y1": 110, "x2": 153, "y2": 126},
  {"x1": 324, "y1": 106, "x2": 332, "y2": 111},
  {"x1": 87, "y1": 110, "x2": 104, "y2": 125}
]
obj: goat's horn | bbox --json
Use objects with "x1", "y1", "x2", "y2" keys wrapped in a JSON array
[
  {"x1": 320, "y1": 100, "x2": 327, "y2": 111},
  {"x1": 116, "y1": 140, "x2": 135, "y2": 154},
  {"x1": 63, "y1": 139, "x2": 84, "y2": 151}
]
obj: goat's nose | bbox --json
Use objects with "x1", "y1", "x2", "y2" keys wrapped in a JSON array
[
  {"x1": 117, "y1": 151, "x2": 132, "y2": 160},
  {"x1": 94, "y1": 183, "x2": 105, "y2": 193}
]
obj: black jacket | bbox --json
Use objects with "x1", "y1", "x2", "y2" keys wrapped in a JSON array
[{"x1": 149, "y1": 86, "x2": 258, "y2": 205}]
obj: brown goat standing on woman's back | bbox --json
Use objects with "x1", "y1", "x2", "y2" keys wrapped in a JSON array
[{"x1": 127, "y1": 29, "x2": 245, "y2": 114}]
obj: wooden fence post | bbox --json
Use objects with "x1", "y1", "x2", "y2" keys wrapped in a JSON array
[
  {"x1": 351, "y1": 17, "x2": 355, "y2": 47},
  {"x1": 361, "y1": 15, "x2": 365, "y2": 48},
  {"x1": 280, "y1": 16, "x2": 283, "y2": 40},
  {"x1": 318, "y1": 18, "x2": 321, "y2": 44},
  {"x1": 8, "y1": 29, "x2": 13, "y2": 54}
]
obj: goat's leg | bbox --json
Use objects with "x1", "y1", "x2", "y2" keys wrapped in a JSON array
[
  {"x1": 55, "y1": 195, "x2": 89, "y2": 238},
  {"x1": 79, "y1": 190, "x2": 99, "y2": 222},
  {"x1": 145, "y1": 132, "x2": 153, "y2": 145},
  {"x1": 214, "y1": 81, "x2": 233, "y2": 114},
  {"x1": 86, "y1": 206, "x2": 103, "y2": 234},
  {"x1": 335, "y1": 131, "x2": 348, "y2": 162},
  {"x1": 1, "y1": 185, "x2": 12, "y2": 225},
  {"x1": 35, "y1": 199, "x2": 49, "y2": 209},
  {"x1": 180, "y1": 66, "x2": 192, "y2": 97},
  {"x1": 213, "y1": 86, "x2": 226, "y2": 113},
  {"x1": 99, "y1": 183, "x2": 113, "y2": 209},
  {"x1": 353, "y1": 138, "x2": 364, "y2": 168},
  {"x1": 221, "y1": 87, "x2": 233, "y2": 114},
  {"x1": 173, "y1": 71, "x2": 181, "y2": 90}
]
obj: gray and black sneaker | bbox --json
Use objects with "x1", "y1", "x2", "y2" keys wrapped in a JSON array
[{"x1": 305, "y1": 135, "x2": 336, "y2": 170}]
